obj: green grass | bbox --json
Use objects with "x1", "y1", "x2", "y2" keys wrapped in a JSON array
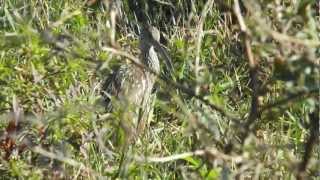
[{"x1": 0, "y1": 0, "x2": 319, "y2": 179}]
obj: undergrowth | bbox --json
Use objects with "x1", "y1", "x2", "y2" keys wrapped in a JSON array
[{"x1": 0, "y1": 0, "x2": 319, "y2": 179}]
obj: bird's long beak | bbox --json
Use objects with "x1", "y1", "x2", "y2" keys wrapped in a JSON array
[{"x1": 151, "y1": 39, "x2": 175, "y2": 80}]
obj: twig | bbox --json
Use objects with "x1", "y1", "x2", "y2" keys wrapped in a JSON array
[
  {"x1": 259, "y1": 88, "x2": 318, "y2": 114},
  {"x1": 51, "y1": 10, "x2": 81, "y2": 28},
  {"x1": 296, "y1": 108, "x2": 320, "y2": 179},
  {"x1": 244, "y1": 1, "x2": 320, "y2": 48},
  {"x1": 267, "y1": 29, "x2": 320, "y2": 47},
  {"x1": 233, "y1": 0, "x2": 259, "y2": 143},
  {"x1": 153, "y1": 0, "x2": 174, "y2": 7},
  {"x1": 135, "y1": 147, "x2": 244, "y2": 163},
  {"x1": 194, "y1": 0, "x2": 214, "y2": 95},
  {"x1": 32, "y1": 146, "x2": 83, "y2": 167},
  {"x1": 31, "y1": 146, "x2": 106, "y2": 177}
]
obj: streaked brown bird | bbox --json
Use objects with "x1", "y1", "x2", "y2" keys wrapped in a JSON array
[{"x1": 101, "y1": 24, "x2": 173, "y2": 137}]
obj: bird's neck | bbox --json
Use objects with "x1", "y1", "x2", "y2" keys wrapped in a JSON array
[{"x1": 141, "y1": 46, "x2": 160, "y2": 74}]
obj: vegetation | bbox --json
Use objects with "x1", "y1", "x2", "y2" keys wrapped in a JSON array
[{"x1": 0, "y1": 0, "x2": 319, "y2": 179}]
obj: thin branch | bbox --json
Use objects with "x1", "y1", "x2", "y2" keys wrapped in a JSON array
[
  {"x1": 233, "y1": 0, "x2": 255, "y2": 68},
  {"x1": 194, "y1": 0, "x2": 214, "y2": 95},
  {"x1": 297, "y1": 108, "x2": 319, "y2": 179},
  {"x1": 267, "y1": 29, "x2": 320, "y2": 47},
  {"x1": 259, "y1": 88, "x2": 318, "y2": 114},
  {"x1": 32, "y1": 146, "x2": 83, "y2": 167},
  {"x1": 153, "y1": 0, "x2": 174, "y2": 7},
  {"x1": 31, "y1": 146, "x2": 108, "y2": 177},
  {"x1": 135, "y1": 147, "x2": 244, "y2": 163},
  {"x1": 51, "y1": 10, "x2": 82, "y2": 28},
  {"x1": 233, "y1": 0, "x2": 259, "y2": 143},
  {"x1": 244, "y1": 1, "x2": 320, "y2": 48}
]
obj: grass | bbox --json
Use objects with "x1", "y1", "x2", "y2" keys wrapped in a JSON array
[{"x1": 0, "y1": 0, "x2": 319, "y2": 179}]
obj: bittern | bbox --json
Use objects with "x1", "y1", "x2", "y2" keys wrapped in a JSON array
[{"x1": 101, "y1": 25, "x2": 173, "y2": 136}]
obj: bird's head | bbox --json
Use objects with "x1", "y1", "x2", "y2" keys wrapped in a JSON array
[
  {"x1": 139, "y1": 25, "x2": 160, "y2": 47},
  {"x1": 140, "y1": 25, "x2": 175, "y2": 80}
]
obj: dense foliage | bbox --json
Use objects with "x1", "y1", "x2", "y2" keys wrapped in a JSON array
[{"x1": 0, "y1": 0, "x2": 319, "y2": 179}]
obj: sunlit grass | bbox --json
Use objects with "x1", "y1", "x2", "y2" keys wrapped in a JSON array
[{"x1": 0, "y1": 0, "x2": 318, "y2": 179}]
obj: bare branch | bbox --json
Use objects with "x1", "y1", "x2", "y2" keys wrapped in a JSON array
[
  {"x1": 32, "y1": 146, "x2": 84, "y2": 167},
  {"x1": 260, "y1": 88, "x2": 318, "y2": 114},
  {"x1": 233, "y1": 0, "x2": 260, "y2": 143},
  {"x1": 297, "y1": 109, "x2": 320, "y2": 179},
  {"x1": 135, "y1": 147, "x2": 244, "y2": 163}
]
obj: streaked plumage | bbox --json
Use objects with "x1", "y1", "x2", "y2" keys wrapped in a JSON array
[{"x1": 101, "y1": 25, "x2": 161, "y2": 134}]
